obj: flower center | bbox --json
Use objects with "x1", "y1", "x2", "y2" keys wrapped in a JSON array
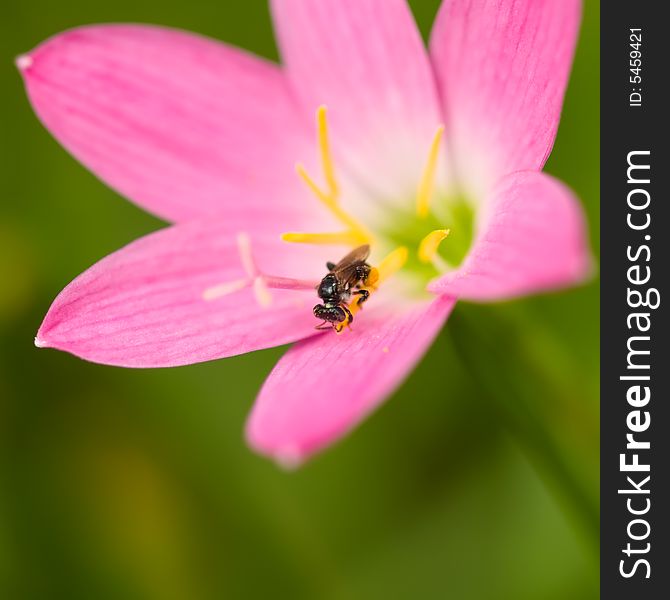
[
  {"x1": 202, "y1": 107, "x2": 475, "y2": 328},
  {"x1": 281, "y1": 106, "x2": 474, "y2": 295},
  {"x1": 378, "y1": 196, "x2": 475, "y2": 285}
]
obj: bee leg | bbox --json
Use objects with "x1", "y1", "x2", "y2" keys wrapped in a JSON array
[
  {"x1": 315, "y1": 321, "x2": 332, "y2": 330},
  {"x1": 352, "y1": 289, "x2": 370, "y2": 306},
  {"x1": 335, "y1": 306, "x2": 354, "y2": 333}
]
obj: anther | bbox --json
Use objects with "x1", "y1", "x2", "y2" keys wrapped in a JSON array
[
  {"x1": 418, "y1": 229, "x2": 451, "y2": 272},
  {"x1": 317, "y1": 105, "x2": 339, "y2": 199},
  {"x1": 416, "y1": 125, "x2": 445, "y2": 218},
  {"x1": 334, "y1": 247, "x2": 408, "y2": 334},
  {"x1": 281, "y1": 231, "x2": 365, "y2": 246},
  {"x1": 377, "y1": 247, "x2": 409, "y2": 281},
  {"x1": 283, "y1": 107, "x2": 372, "y2": 247}
]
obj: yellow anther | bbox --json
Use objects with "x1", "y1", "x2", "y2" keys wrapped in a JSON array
[
  {"x1": 335, "y1": 247, "x2": 408, "y2": 334},
  {"x1": 418, "y1": 229, "x2": 451, "y2": 263},
  {"x1": 295, "y1": 163, "x2": 337, "y2": 207},
  {"x1": 286, "y1": 107, "x2": 373, "y2": 248},
  {"x1": 366, "y1": 267, "x2": 380, "y2": 288},
  {"x1": 294, "y1": 164, "x2": 371, "y2": 242},
  {"x1": 334, "y1": 303, "x2": 359, "y2": 334},
  {"x1": 416, "y1": 125, "x2": 445, "y2": 218},
  {"x1": 317, "y1": 105, "x2": 339, "y2": 198},
  {"x1": 376, "y1": 247, "x2": 409, "y2": 281},
  {"x1": 418, "y1": 228, "x2": 451, "y2": 273},
  {"x1": 281, "y1": 231, "x2": 366, "y2": 246}
]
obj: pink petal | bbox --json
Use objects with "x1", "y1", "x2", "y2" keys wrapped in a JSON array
[
  {"x1": 270, "y1": 0, "x2": 449, "y2": 205},
  {"x1": 36, "y1": 218, "x2": 336, "y2": 367},
  {"x1": 430, "y1": 0, "x2": 581, "y2": 199},
  {"x1": 17, "y1": 24, "x2": 320, "y2": 227},
  {"x1": 429, "y1": 172, "x2": 592, "y2": 300},
  {"x1": 246, "y1": 296, "x2": 455, "y2": 465}
]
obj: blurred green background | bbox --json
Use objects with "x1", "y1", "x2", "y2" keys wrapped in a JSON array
[{"x1": 0, "y1": 1, "x2": 599, "y2": 598}]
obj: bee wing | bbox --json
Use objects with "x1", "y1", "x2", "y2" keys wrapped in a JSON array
[{"x1": 331, "y1": 245, "x2": 370, "y2": 275}]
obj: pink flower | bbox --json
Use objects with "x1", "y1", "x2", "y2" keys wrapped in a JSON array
[{"x1": 18, "y1": 0, "x2": 590, "y2": 466}]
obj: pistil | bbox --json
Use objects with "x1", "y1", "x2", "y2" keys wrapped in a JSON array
[{"x1": 203, "y1": 233, "x2": 319, "y2": 306}]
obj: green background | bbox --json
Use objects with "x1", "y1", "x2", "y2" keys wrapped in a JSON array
[{"x1": 0, "y1": 1, "x2": 600, "y2": 598}]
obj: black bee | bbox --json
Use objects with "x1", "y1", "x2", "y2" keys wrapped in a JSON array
[{"x1": 313, "y1": 244, "x2": 375, "y2": 330}]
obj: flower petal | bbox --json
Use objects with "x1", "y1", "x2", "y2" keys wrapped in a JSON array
[
  {"x1": 36, "y1": 218, "x2": 336, "y2": 367},
  {"x1": 18, "y1": 24, "x2": 320, "y2": 226},
  {"x1": 428, "y1": 172, "x2": 591, "y2": 300},
  {"x1": 270, "y1": 0, "x2": 449, "y2": 207},
  {"x1": 430, "y1": 0, "x2": 581, "y2": 199},
  {"x1": 246, "y1": 296, "x2": 455, "y2": 465}
]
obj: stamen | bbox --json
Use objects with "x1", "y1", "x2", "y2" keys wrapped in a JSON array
[
  {"x1": 376, "y1": 247, "x2": 409, "y2": 281},
  {"x1": 285, "y1": 107, "x2": 373, "y2": 247},
  {"x1": 418, "y1": 229, "x2": 450, "y2": 263},
  {"x1": 335, "y1": 247, "x2": 408, "y2": 334},
  {"x1": 295, "y1": 164, "x2": 369, "y2": 239},
  {"x1": 293, "y1": 164, "x2": 371, "y2": 244},
  {"x1": 418, "y1": 228, "x2": 451, "y2": 272},
  {"x1": 416, "y1": 125, "x2": 445, "y2": 218},
  {"x1": 317, "y1": 105, "x2": 339, "y2": 198},
  {"x1": 281, "y1": 231, "x2": 364, "y2": 246},
  {"x1": 295, "y1": 163, "x2": 337, "y2": 206}
]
